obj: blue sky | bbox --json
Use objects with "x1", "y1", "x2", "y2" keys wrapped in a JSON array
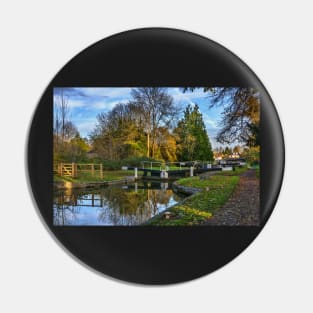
[{"x1": 53, "y1": 87, "x2": 224, "y2": 149}]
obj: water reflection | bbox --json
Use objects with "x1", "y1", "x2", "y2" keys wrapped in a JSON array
[{"x1": 53, "y1": 181, "x2": 184, "y2": 226}]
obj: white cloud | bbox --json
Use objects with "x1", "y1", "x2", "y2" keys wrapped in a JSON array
[
  {"x1": 169, "y1": 88, "x2": 207, "y2": 104},
  {"x1": 92, "y1": 98, "x2": 129, "y2": 110},
  {"x1": 62, "y1": 96, "x2": 130, "y2": 111},
  {"x1": 202, "y1": 113, "x2": 218, "y2": 129},
  {"x1": 77, "y1": 87, "x2": 132, "y2": 98},
  {"x1": 54, "y1": 95, "x2": 86, "y2": 109},
  {"x1": 68, "y1": 100, "x2": 86, "y2": 108}
]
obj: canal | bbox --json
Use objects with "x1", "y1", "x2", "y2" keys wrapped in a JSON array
[{"x1": 53, "y1": 180, "x2": 185, "y2": 226}]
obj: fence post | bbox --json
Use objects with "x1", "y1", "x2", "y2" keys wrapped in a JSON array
[
  {"x1": 60, "y1": 162, "x2": 63, "y2": 176},
  {"x1": 100, "y1": 163, "x2": 103, "y2": 179},
  {"x1": 135, "y1": 182, "x2": 138, "y2": 193},
  {"x1": 71, "y1": 163, "x2": 75, "y2": 178},
  {"x1": 190, "y1": 166, "x2": 194, "y2": 177},
  {"x1": 91, "y1": 163, "x2": 94, "y2": 176},
  {"x1": 134, "y1": 167, "x2": 138, "y2": 178}
]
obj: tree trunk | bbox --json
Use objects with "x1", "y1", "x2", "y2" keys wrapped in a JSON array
[{"x1": 147, "y1": 132, "x2": 150, "y2": 157}]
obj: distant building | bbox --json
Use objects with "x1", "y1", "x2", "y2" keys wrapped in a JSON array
[{"x1": 218, "y1": 158, "x2": 246, "y2": 166}]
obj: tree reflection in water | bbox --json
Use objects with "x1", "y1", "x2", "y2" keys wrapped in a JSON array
[{"x1": 53, "y1": 181, "x2": 184, "y2": 225}]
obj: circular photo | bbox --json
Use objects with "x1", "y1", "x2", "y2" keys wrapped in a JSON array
[{"x1": 28, "y1": 28, "x2": 284, "y2": 284}]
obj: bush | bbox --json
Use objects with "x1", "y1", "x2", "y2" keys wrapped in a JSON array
[
  {"x1": 55, "y1": 156, "x2": 164, "y2": 170},
  {"x1": 101, "y1": 160, "x2": 122, "y2": 170},
  {"x1": 100, "y1": 156, "x2": 163, "y2": 170},
  {"x1": 122, "y1": 156, "x2": 161, "y2": 168},
  {"x1": 91, "y1": 157, "x2": 162, "y2": 170}
]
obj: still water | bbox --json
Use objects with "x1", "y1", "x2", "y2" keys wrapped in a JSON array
[{"x1": 53, "y1": 181, "x2": 184, "y2": 226}]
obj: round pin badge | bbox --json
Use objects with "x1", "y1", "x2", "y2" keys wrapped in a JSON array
[{"x1": 27, "y1": 28, "x2": 284, "y2": 284}]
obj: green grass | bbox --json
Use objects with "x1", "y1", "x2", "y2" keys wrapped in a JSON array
[
  {"x1": 54, "y1": 170, "x2": 138, "y2": 183},
  {"x1": 214, "y1": 166, "x2": 248, "y2": 176},
  {"x1": 148, "y1": 205, "x2": 213, "y2": 226},
  {"x1": 148, "y1": 174, "x2": 240, "y2": 226}
]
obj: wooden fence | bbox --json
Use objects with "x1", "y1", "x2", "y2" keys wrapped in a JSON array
[{"x1": 55, "y1": 163, "x2": 103, "y2": 178}]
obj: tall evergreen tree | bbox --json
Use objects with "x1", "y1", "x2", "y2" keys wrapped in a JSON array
[
  {"x1": 175, "y1": 104, "x2": 213, "y2": 161},
  {"x1": 183, "y1": 87, "x2": 260, "y2": 146}
]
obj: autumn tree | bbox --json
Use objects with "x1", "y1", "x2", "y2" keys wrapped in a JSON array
[
  {"x1": 130, "y1": 88, "x2": 179, "y2": 158},
  {"x1": 91, "y1": 89, "x2": 180, "y2": 162},
  {"x1": 90, "y1": 102, "x2": 147, "y2": 160},
  {"x1": 242, "y1": 146, "x2": 260, "y2": 165},
  {"x1": 154, "y1": 127, "x2": 178, "y2": 162},
  {"x1": 69, "y1": 134, "x2": 90, "y2": 162}
]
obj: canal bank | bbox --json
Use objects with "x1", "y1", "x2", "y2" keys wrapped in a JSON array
[
  {"x1": 53, "y1": 167, "x2": 221, "y2": 191},
  {"x1": 53, "y1": 166, "x2": 252, "y2": 226},
  {"x1": 145, "y1": 169, "x2": 252, "y2": 226}
]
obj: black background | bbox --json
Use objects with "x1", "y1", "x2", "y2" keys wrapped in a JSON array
[{"x1": 27, "y1": 28, "x2": 284, "y2": 284}]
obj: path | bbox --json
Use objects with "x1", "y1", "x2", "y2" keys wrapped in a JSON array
[{"x1": 206, "y1": 169, "x2": 260, "y2": 226}]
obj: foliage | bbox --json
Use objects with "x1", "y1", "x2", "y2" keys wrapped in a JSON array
[
  {"x1": 90, "y1": 102, "x2": 147, "y2": 160},
  {"x1": 174, "y1": 104, "x2": 214, "y2": 161},
  {"x1": 53, "y1": 89, "x2": 91, "y2": 163},
  {"x1": 90, "y1": 88, "x2": 179, "y2": 161},
  {"x1": 99, "y1": 156, "x2": 162, "y2": 170},
  {"x1": 122, "y1": 156, "x2": 161, "y2": 168},
  {"x1": 148, "y1": 205, "x2": 212, "y2": 225},
  {"x1": 54, "y1": 87, "x2": 260, "y2": 170},
  {"x1": 153, "y1": 127, "x2": 178, "y2": 161},
  {"x1": 183, "y1": 87, "x2": 260, "y2": 147},
  {"x1": 242, "y1": 146, "x2": 260, "y2": 165},
  {"x1": 130, "y1": 88, "x2": 180, "y2": 158}
]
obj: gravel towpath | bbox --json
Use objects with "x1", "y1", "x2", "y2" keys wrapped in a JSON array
[{"x1": 206, "y1": 169, "x2": 260, "y2": 226}]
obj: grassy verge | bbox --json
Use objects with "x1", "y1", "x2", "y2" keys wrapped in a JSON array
[
  {"x1": 148, "y1": 175, "x2": 240, "y2": 226},
  {"x1": 215, "y1": 166, "x2": 248, "y2": 176},
  {"x1": 54, "y1": 170, "x2": 138, "y2": 183}
]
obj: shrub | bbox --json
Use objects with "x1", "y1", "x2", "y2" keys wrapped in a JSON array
[{"x1": 122, "y1": 156, "x2": 161, "y2": 168}]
